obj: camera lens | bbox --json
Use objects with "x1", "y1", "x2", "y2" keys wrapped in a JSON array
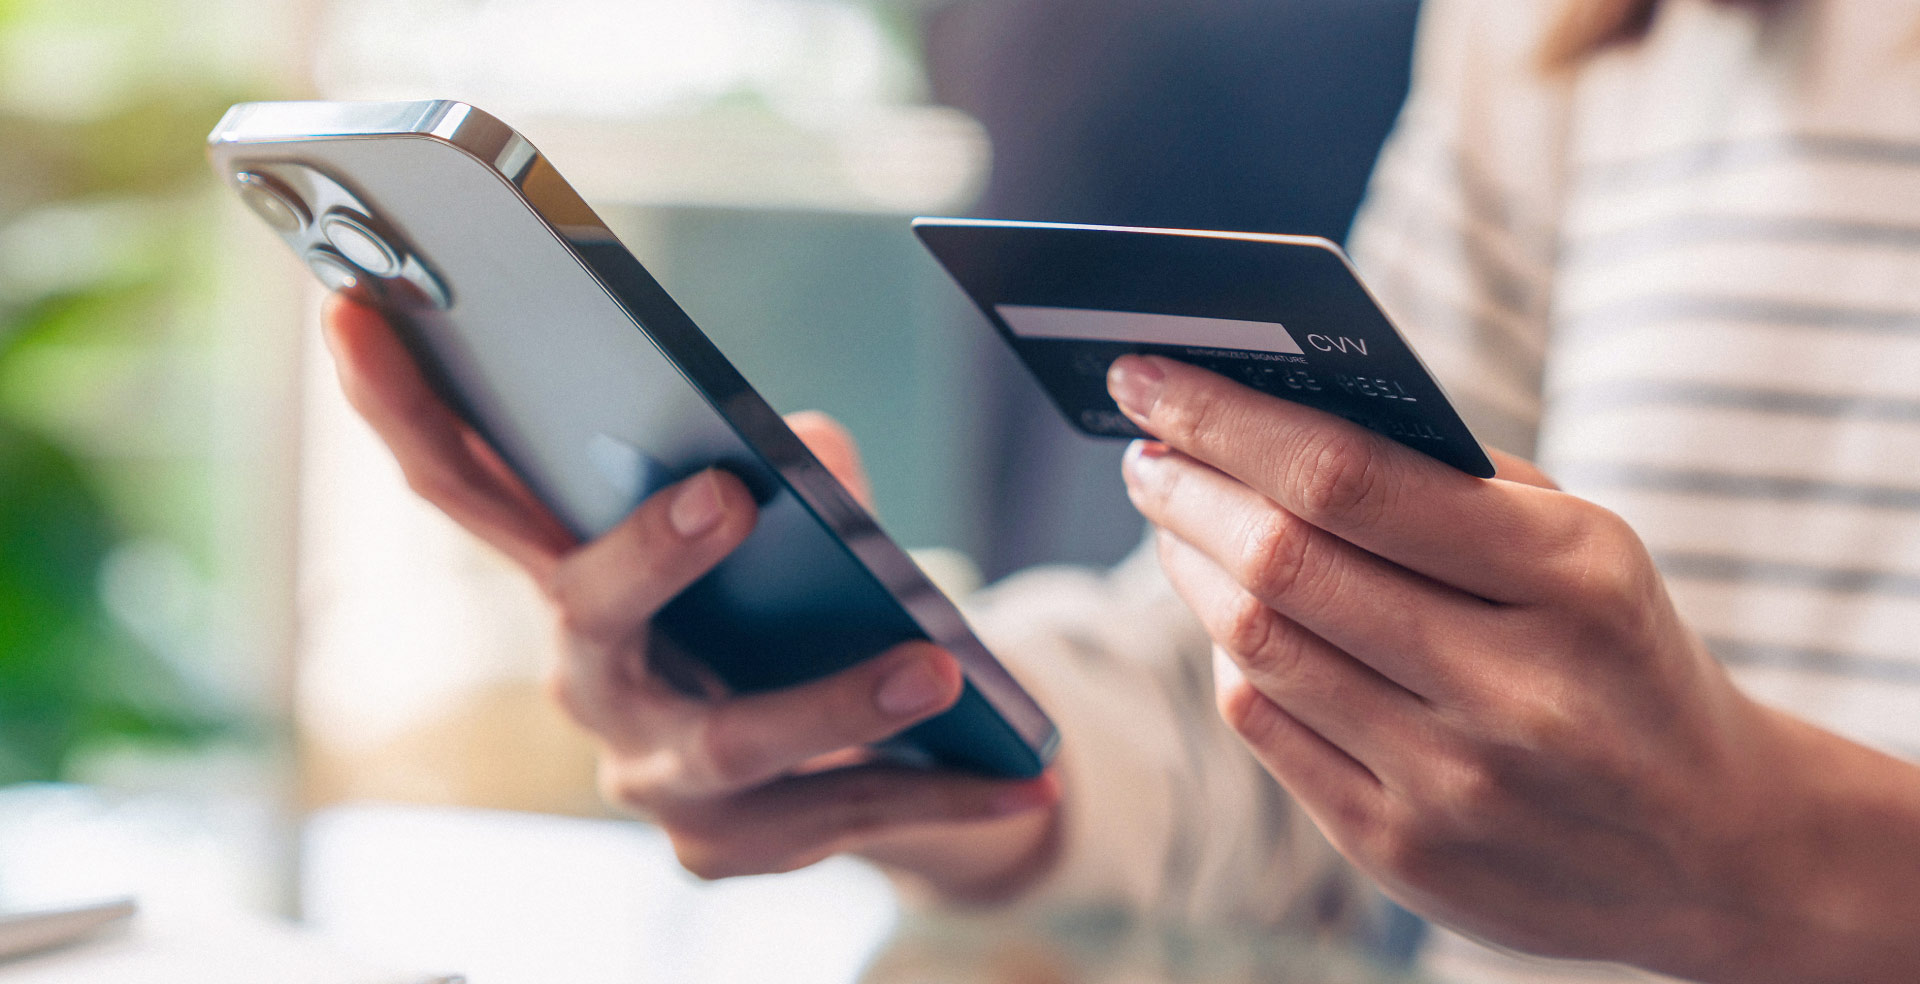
[
  {"x1": 233, "y1": 171, "x2": 310, "y2": 235},
  {"x1": 305, "y1": 247, "x2": 367, "y2": 294},
  {"x1": 320, "y1": 210, "x2": 403, "y2": 278}
]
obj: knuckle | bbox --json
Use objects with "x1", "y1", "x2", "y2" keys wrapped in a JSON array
[
  {"x1": 541, "y1": 663, "x2": 588, "y2": 723},
  {"x1": 1216, "y1": 677, "x2": 1282, "y2": 746},
  {"x1": 1370, "y1": 813, "x2": 1447, "y2": 887},
  {"x1": 528, "y1": 560, "x2": 570, "y2": 608},
  {"x1": 540, "y1": 668, "x2": 566, "y2": 708},
  {"x1": 1217, "y1": 601, "x2": 1324, "y2": 704},
  {"x1": 1255, "y1": 631, "x2": 1333, "y2": 700},
  {"x1": 593, "y1": 758, "x2": 656, "y2": 816},
  {"x1": 1155, "y1": 376, "x2": 1231, "y2": 447},
  {"x1": 550, "y1": 605, "x2": 623, "y2": 660},
  {"x1": 1551, "y1": 507, "x2": 1631, "y2": 590},
  {"x1": 1507, "y1": 695, "x2": 1584, "y2": 759},
  {"x1": 544, "y1": 572, "x2": 638, "y2": 654},
  {"x1": 1504, "y1": 691, "x2": 1642, "y2": 791},
  {"x1": 1584, "y1": 554, "x2": 1647, "y2": 616},
  {"x1": 1287, "y1": 430, "x2": 1388, "y2": 528},
  {"x1": 1371, "y1": 787, "x2": 1483, "y2": 886},
  {"x1": 1319, "y1": 784, "x2": 1384, "y2": 842},
  {"x1": 595, "y1": 779, "x2": 635, "y2": 817},
  {"x1": 691, "y1": 713, "x2": 764, "y2": 790},
  {"x1": 1545, "y1": 506, "x2": 1664, "y2": 643},
  {"x1": 543, "y1": 570, "x2": 597, "y2": 634},
  {"x1": 1220, "y1": 591, "x2": 1284, "y2": 661},
  {"x1": 1238, "y1": 510, "x2": 1317, "y2": 603},
  {"x1": 1436, "y1": 758, "x2": 1507, "y2": 821},
  {"x1": 1365, "y1": 806, "x2": 1419, "y2": 876},
  {"x1": 1417, "y1": 744, "x2": 1530, "y2": 843},
  {"x1": 398, "y1": 460, "x2": 460, "y2": 508}
]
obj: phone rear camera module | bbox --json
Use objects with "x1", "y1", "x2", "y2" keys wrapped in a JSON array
[
  {"x1": 396, "y1": 262, "x2": 453, "y2": 311},
  {"x1": 233, "y1": 171, "x2": 310, "y2": 235},
  {"x1": 320, "y1": 210, "x2": 403, "y2": 278},
  {"x1": 305, "y1": 247, "x2": 368, "y2": 294}
]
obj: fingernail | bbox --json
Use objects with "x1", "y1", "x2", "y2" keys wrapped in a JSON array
[
  {"x1": 876, "y1": 658, "x2": 948, "y2": 717},
  {"x1": 1122, "y1": 440, "x2": 1173, "y2": 479},
  {"x1": 1122, "y1": 441, "x2": 1147, "y2": 484},
  {"x1": 669, "y1": 472, "x2": 726, "y2": 537},
  {"x1": 1107, "y1": 356, "x2": 1166, "y2": 419}
]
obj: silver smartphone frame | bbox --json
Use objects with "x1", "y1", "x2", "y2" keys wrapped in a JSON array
[{"x1": 209, "y1": 101, "x2": 1058, "y2": 766}]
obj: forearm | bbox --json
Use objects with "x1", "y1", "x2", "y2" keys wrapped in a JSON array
[{"x1": 1704, "y1": 706, "x2": 1920, "y2": 984}]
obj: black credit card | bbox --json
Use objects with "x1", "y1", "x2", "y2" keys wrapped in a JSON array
[{"x1": 913, "y1": 219, "x2": 1496, "y2": 479}]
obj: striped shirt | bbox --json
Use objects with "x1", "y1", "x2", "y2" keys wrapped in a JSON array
[
  {"x1": 939, "y1": 1, "x2": 1920, "y2": 980},
  {"x1": 1350, "y1": 0, "x2": 1920, "y2": 764}
]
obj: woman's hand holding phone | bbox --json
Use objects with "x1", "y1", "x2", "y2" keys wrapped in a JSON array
[{"x1": 322, "y1": 297, "x2": 1061, "y2": 900}]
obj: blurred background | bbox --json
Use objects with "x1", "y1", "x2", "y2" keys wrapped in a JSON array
[{"x1": 0, "y1": 0, "x2": 1420, "y2": 978}]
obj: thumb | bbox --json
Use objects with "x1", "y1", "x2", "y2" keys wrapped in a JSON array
[{"x1": 1487, "y1": 448, "x2": 1560, "y2": 490}]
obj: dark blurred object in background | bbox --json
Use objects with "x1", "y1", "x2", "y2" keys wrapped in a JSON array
[{"x1": 924, "y1": 0, "x2": 1422, "y2": 578}]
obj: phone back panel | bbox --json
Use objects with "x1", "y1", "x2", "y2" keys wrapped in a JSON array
[{"x1": 209, "y1": 102, "x2": 1054, "y2": 778}]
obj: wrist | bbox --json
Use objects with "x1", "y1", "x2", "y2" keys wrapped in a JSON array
[
  {"x1": 1692, "y1": 705, "x2": 1920, "y2": 984},
  {"x1": 864, "y1": 799, "x2": 1065, "y2": 907}
]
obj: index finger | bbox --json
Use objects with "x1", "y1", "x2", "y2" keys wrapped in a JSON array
[
  {"x1": 324, "y1": 295, "x2": 577, "y2": 578},
  {"x1": 1106, "y1": 355, "x2": 1582, "y2": 602}
]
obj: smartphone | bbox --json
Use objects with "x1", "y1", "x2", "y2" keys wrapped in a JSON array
[
  {"x1": 207, "y1": 100, "x2": 1056, "y2": 778},
  {"x1": 915, "y1": 218, "x2": 1496, "y2": 478}
]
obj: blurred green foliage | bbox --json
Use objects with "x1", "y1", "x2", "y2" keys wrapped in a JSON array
[
  {"x1": 0, "y1": 0, "x2": 262, "y2": 783},
  {"x1": 0, "y1": 428, "x2": 210, "y2": 781}
]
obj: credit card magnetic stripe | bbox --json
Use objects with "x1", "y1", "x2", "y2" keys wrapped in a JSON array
[{"x1": 914, "y1": 219, "x2": 1497, "y2": 478}]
